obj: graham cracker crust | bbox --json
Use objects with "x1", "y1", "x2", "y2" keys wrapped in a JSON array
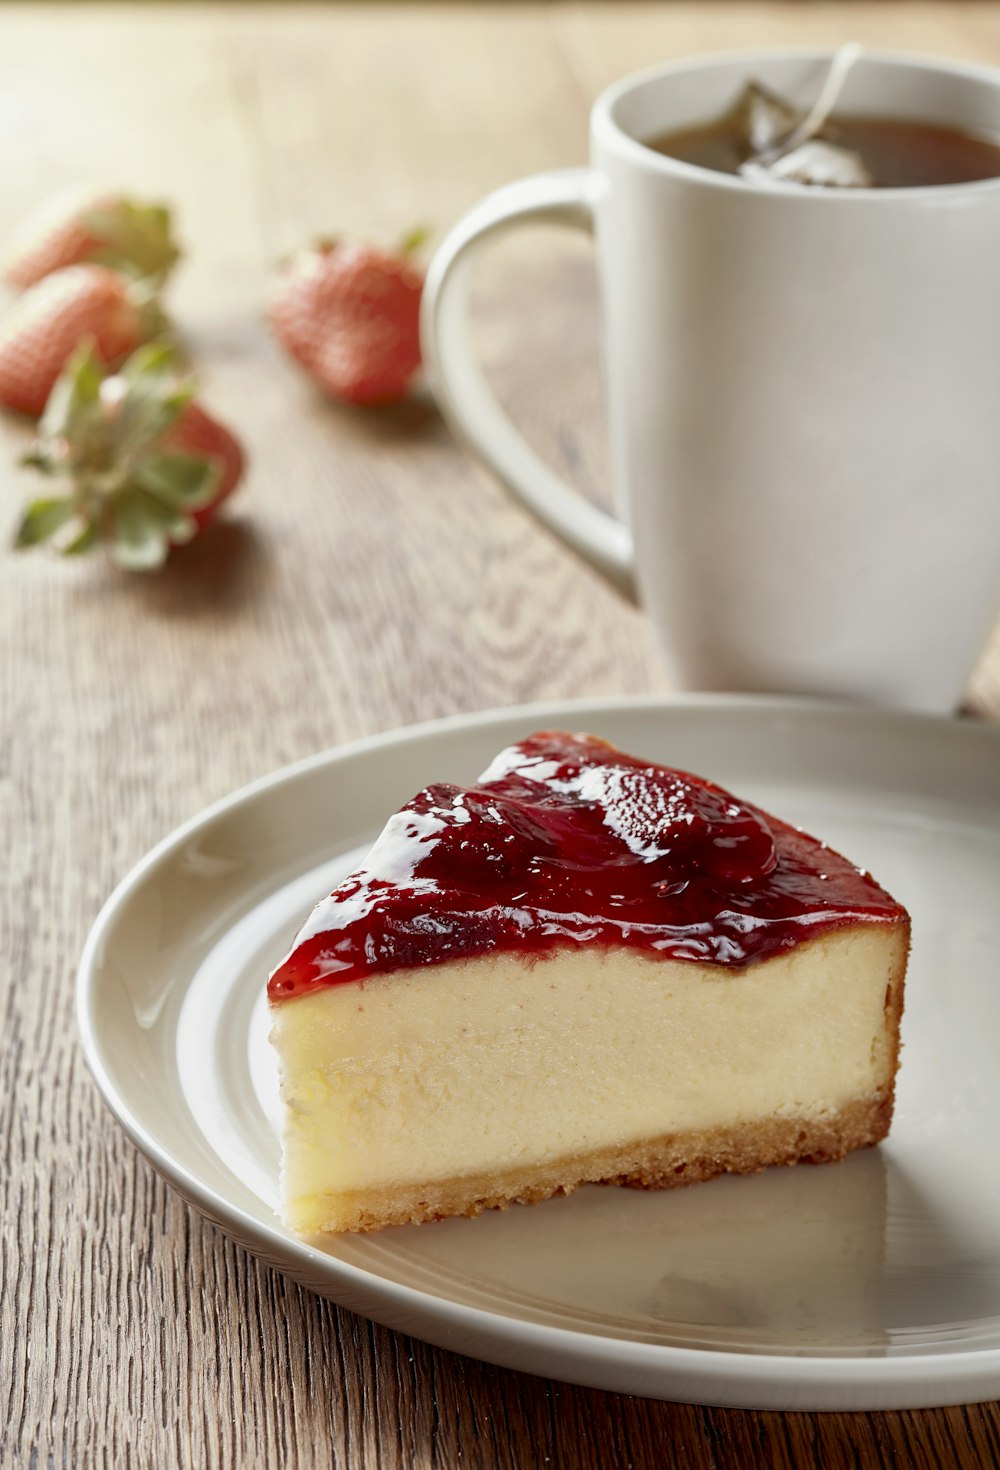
[{"x1": 296, "y1": 1091, "x2": 894, "y2": 1235}]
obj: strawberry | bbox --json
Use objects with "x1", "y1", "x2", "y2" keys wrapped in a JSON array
[
  {"x1": 162, "y1": 399, "x2": 245, "y2": 531},
  {"x1": 2, "y1": 188, "x2": 180, "y2": 290},
  {"x1": 13, "y1": 342, "x2": 244, "y2": 569},
  {"x1": 0, "y1": 264, "x2": 166, "y2": 416},
  {"x1": 268, "y1": 236, "x2": 424, "y2": 406}
]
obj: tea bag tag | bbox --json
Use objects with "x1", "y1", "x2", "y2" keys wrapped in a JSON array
[{"x1": 745, "y1": 140, "x2": 875, "y2": 188}]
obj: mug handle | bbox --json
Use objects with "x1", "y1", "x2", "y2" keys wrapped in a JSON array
[{"x1": 421, "y1": 168, "x2": 639, "y2": 602}]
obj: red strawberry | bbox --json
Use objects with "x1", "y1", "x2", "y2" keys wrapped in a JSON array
[
  {"x1": 268, "y1": 237, "x2": 424, "y2": 406},
  {"x1": 14, "y1": 342, "x2": 244, "y2": 569},
  {"x1": 166, "y1": 400, "x2": 245, "y2": 530},
  {"x1": 0, "y1": 264, "x2": 164, "y2": 416},
  {"x1": 2, "y1": 188, "x2": 180, "y2": 290}
]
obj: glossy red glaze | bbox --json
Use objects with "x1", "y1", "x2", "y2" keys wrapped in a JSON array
[{"x1": 268, "y1": 731, "x2": 907, "y2": 1000}]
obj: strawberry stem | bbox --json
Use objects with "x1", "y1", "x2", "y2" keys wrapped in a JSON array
[{"x1": 398, "y1": 224, "x2": 431, "y2": 258}]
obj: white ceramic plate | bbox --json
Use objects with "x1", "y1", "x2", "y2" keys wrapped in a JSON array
[{"x1": 77, "y1": 695, "x2": 1000, "y2": 1411}]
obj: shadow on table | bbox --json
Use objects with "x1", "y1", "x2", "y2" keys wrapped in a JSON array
[
  {"x1": 309, "y1": 384, "x2": 446, "y2": 446},
  {"x1": 124, "y1": 517, "x2": 268, "y2": 619}
]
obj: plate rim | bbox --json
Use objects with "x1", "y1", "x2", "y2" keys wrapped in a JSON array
[{"x1": 76, "y1": 692, "x2": 1000, "y2": 1410}]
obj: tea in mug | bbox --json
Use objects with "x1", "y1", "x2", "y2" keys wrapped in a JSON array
[{"x1": 647, "y1": 102, "x2": 1000, "y2": 188}]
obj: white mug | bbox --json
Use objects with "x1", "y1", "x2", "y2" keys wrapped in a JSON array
[{"x1": 422, "y1": 50, "x2": 1000, "y2": 714}]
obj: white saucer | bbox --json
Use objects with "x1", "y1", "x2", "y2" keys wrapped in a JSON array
[{"x1": 77, "y1": 695, "x2": 1000, "y2": 1410}]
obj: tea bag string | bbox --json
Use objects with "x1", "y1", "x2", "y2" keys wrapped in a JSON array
[{"x1": 759, "y1": 43, "x2": 863, "y2": 166}]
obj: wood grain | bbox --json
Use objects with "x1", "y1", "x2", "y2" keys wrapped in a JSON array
[{"x1": 0, "y1": 5, "x2": 997, "y2": 1467}]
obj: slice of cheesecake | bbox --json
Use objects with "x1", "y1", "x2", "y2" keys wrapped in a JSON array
[{"x1": 269, "y1": 732, "x2": 909, "y2": 1235}]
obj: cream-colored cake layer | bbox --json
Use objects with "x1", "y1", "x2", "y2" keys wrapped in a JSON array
[{"x1": 272, "y1": 927, "x2": 904, "y2": 1230}]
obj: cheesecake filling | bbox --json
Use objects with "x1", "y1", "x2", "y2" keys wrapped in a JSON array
[{"x1": 274, "y1": 928, "x2": 905, "y2": 1230}]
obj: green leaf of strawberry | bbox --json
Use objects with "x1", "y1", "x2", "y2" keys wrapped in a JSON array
[
  {"x1": 37, "y1": 337, "x2": 105, "y2": 443},
  {"x1": 14, "y1": 496, "x2": 78, "y2": 548},
  {"x1": 83, "y1": 200, "x2": 180, "y2": 288},
  {"x1": 62, "y1": 521, "x2": 100, "y2": 556},
  {"x1": 112, "y1": 488, "x2": 172, "y2": 571},
  {"x1": 13, "y1": 342, "x2": 244, "y2": 569},
  {"x1": 114, "y1": 342, "x2": 193, "y2": 454},
  {"x1": 135, "y1": 452, "x2": 220, "y2": 509}
]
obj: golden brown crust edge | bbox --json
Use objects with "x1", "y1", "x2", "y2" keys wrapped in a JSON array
[{"x1": 295, "y1": 1092, "x2": 895, "y2": 1235}]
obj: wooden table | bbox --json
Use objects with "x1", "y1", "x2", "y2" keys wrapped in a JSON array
[{"x1": 2, "y1": 4, "x2": 998, "y2": 1465}]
